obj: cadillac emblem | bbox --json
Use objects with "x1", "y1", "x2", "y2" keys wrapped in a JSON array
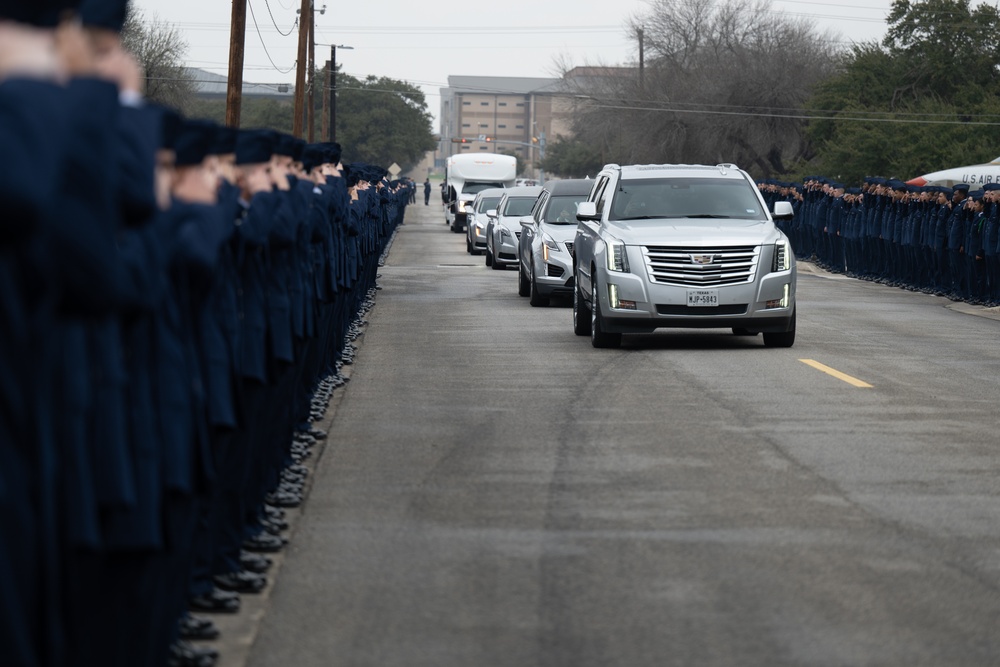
[{"x1": 690, "y1": 254, "x2": 716, "y2": 265}]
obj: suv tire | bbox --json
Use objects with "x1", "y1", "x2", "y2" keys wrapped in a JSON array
[
  {"x1": 762, "y1": 309, "x2": 796, "y2": 348},
  {"x1": 590, "y1": 277, "x2": 621, "y2": 348},
  {"x1": 573, "y1": 274, "x2": 591, "y2": 336},
  {"x1": 529, "y1": 271, "x2": 549, "y2": 307},
  {"x1": 518, "y1": 264, "x2": 530, "y2": 296}
]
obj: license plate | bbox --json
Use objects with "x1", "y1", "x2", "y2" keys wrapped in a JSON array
[{"x1": 687, "y1": 289, "x2": 719, "y2": 307}]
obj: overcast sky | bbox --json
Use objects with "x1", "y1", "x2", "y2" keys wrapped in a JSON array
[{"x1": 132, "y1": 0, "x2": 894, "y2": 128}]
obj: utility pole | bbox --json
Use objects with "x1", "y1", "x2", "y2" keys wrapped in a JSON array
[
  {"x1": 225, "y1": 0, "x2": 247, "y2": 128},
  {"x1": 322, "y1": 59, "x2": 330, "y2": 142},
  {"x1": 637, "y1": 27, "x2": 645, "y2": 92},
  {"x1": 307, "y1": 7, "x2": 315, "y2": 141},
  {"x1": 292, "y1": 0, "x2": 310, "y2": 138},
  {"x1": 330, "y1": 45, "x2": 338, "y2": 142}
]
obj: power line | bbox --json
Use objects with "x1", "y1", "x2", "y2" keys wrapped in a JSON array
[
  {"x1": 262, "y1": 0, "x2": 297, "y2": 37},
  {"x1": 246, "y1": 0, "x2": 296, "y2": 74}
]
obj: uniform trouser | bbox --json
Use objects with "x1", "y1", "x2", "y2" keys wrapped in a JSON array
[
  {"x1": 257, "y1": 361, "x2": 297, "y2": 507},
  {"x1": 189, "y1": 427, "x2": 237, "y2": 587},
  {"x1": 238, "y1": 379, "x2": 274, "y2": 542},
  {"x1": 986, "y1": 254, "x2": 999, "y2": 301},
  {"x1": 970, "y1": 256, "x2": 986, "y2": 299},
  {"x1": 949, "y1": 250, "x2": 964, "y2": 295},
  {"x1": 1, "y1": 447, "x2": 41, "y2": 667},
  {"x1": 148, "y1": 492, "x2": 199, "y2": 667},
  {"x1": 213, "y1": 381, "x2": 269, "y2": 575}
]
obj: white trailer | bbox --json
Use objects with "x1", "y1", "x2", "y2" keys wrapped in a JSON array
[{"x1": 445, "y1": 153, "x2": 517, "y2": 233}]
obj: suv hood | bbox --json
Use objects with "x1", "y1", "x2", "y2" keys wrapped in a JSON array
[{"x1": 606, "y1": 219, "x2": 781, "y2": 247}]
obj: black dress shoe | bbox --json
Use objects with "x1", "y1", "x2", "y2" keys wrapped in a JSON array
[
  {"x1": 307, "y1": 428, "x2": 327, "y2": 440},
  {"x1": 240, "y1": 551, "x2": 272, "y2": 573},
  {"x1": 178, "y1": 613, "x2": 220, "y2": 641},
  {"x1": 243, "y1": 532, "x2": 286, "y2": 553},
  {"x1": 263, "y1": 504, "x2": 286, "y2": 519},
  {"x1": 214, "y1": 570, "x2": 267, "y2": 594},
  {"x1": 260, "y1": 518, "x2": 286, "y2": 536},
  {"x1": 168, "y1": 640, "x2": 219, "y2": 667},
  {"x1": 265, "y1": 491, "x2": 302, "y2": 508},
  {"x1": 189, "y1": 587, "x2": 240, "y2": 614}
]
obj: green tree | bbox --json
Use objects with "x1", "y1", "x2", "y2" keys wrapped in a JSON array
[
  {"x1": 804, "y1": 0, "x2": 1000, "y2": 182},
  {"x1": 335, "y1": 74, "x2": 436, "y2": 171},
  {"x1": 539, "y1": 135, "x2": 605, "y2": 178}
]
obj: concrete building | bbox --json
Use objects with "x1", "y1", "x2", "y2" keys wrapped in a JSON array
[{"x1": 438, "y1": 69, "x2": 635, "y2": 179}]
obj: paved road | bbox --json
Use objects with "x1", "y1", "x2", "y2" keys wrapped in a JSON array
[{"x1": 248, "y1": 200, "x2": 1000, "y2": 667}]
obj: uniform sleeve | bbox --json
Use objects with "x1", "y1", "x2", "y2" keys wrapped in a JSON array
[{"x1": 0, "y1": 79, "x2": 68, "y2": 244}]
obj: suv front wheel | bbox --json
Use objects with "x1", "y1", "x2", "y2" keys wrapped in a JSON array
[
  {"x1": 573, "y1": 272, "x2": 591, "y2": 336},
  {"x1": 762, "y1": 309, "x2": 796, "y2": 348},
  {"x1": 590, "y1": 276, "x2": 622, "y2": 349}
]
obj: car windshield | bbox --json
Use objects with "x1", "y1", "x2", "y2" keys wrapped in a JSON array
[
  {"x1": 609, "y1": 177, "x2": 766, "y2": 221},
  {"x1": 464, "y1": 182, "x2": 506, "y2": 195},
  {"x1": 477, "y1": 197, "x2": 502, "y2": 213},
  {"x1": 501, "y1": 197, "x2": 537, "y2": 217},
  {"x1": 543, "y1": 195, "x2": 587, "y2": 224}
]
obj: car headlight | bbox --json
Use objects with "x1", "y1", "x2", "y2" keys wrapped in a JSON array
[
  {"x1": 542, "y1": 233, "x2": 561, "y2": 262},
  {"x1": 457, "y1": 201, "x2": 467, "y2": 213},
  {"x1": 772, "y1": 239, "x2": 791, "y2": 272},
  {"x1": 606, "y1": 236, "x2": 630, "y2": 273}
]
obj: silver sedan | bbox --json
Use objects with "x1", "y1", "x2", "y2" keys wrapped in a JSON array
[
  {"x1": 485, "y1": 186, "x2": 543, "y2": 270},
  {"x1": 517, "y1": 179, "x2": 592, "y2": 305},
  {"x1": 466, "y1": 188, "x2": 506, "y2": 256}
]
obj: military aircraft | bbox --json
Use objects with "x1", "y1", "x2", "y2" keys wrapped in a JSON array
[{"x1": 907, "y1": 157, "x2": 1000, "y2": 187}]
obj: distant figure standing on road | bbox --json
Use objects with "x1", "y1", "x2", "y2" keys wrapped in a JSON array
[{"x1": 424, "y1": 178, "x2": 431, "y2": 205}]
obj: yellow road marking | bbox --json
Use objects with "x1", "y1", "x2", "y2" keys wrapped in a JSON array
[{"x1": 799, "y1": 359, "x2": 873, "y2": 388}]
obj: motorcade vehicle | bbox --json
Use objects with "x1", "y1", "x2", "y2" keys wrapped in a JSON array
[
  {"x1": 516, "y1": 179, "x2": 592, "y2": 306},
  {"x1": 572, "y1": 163, "x2": 797, "y2": 348},
  {"x1": 465, "y1": 188, "x2": 506, "y2": 256},
  {"x1": 444, "y1": 153, "x2": 517, "y2": 233},
  {"x1": 484, "y1": 186, "x2": 543, "y2": 270}
]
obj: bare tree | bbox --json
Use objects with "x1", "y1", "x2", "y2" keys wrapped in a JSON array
[
  {"x1": 564, "y1": 0, "x2": 840, "y2": 178},
  {"x1": 120, "y1": 7, "x2": 195, "y2": 111}
]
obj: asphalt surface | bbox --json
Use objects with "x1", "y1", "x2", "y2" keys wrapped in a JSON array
[{"x1": 246, "y1": 200, "x2": 1000, "y2": 667}]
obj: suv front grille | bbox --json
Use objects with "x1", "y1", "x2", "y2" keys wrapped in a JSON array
[{"x1": 642, "y1": 245, "x2": 759, "y2": 287}]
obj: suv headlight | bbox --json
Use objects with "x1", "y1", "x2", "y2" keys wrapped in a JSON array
[
  {"x1": 606, "y1": 236, "x2": 630, "y2": 273},
  {"x1": 499, "y1": 226, "x2": 511, "y2": 240},
  {"x1": 542, "y1": 233, "x2": 561, "y2": 262},
  {"x1": 772, "y1": 239, "x2": 791, "y2": 272}
]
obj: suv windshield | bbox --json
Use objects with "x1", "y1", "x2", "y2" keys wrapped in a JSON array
[
  {"x1": 465, "y1": 182, "x2": 505, "y2": 195},
  {"x1": 543, "y1": 195, "x2": 587, "y2": 224},
  {"x1": 609, "y1": 177, "x2": 766, "y2": 222},
  {"x1": 501, "y1": 197, "x2": 537, "y2": 217}
]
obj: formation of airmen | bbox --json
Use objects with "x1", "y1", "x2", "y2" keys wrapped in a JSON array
[
  {"x1": 760, "y1": 177, "x2": 1000, "y2": 305},
  {"x1": 0, "y1": 1, "x2": 415, "y2": 667}
]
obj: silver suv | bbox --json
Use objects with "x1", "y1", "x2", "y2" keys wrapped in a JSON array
[{"x1": 572, "y1": 163, "x2": 796, "y2": 348}]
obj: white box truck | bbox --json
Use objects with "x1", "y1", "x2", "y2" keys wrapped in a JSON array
[{"x1": 445, "y1": 153, "x2": 517, "y2": 233}]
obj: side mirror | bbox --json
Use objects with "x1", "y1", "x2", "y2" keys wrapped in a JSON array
[
  {"x1": 486, "y1": 209, "x2": 498, "y2": 219},
  {"x1": 519, "y1": 215, "x2": 534, "y2": 229},
  {"x1": 773, "y1": 201, "x2": 794, "y2": 220},
  {"x1": 576, "y1": 201, "x2": 599, "y2": 221}
]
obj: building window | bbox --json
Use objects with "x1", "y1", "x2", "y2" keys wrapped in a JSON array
[
  {"x1": 463, "y1": 101, "x2": 471, "y2": 106},
  {"x1": 462, "y1": 145, "x2": 470, "y2": 150},
  {"x1": 480, "y1": 102, "x2": 489, "y2": 106},
  {"x1": 516, "y1": 124, "x2": 524, "y2": 129},
  {"x1": 499, "y1": 102, "x2": 507, "y2": 107},
  {"x1": 462, "y1": 123, "x2": 471, "y2": 128},
  {"x1": 479, "y1": 146, "x2": 488, "y2": 150},
  {"x1": 516, "y1": 102, "x2": 525, "y2": 107},
  {"x1": 498, "y1": 124, "x2": 506, "y2": 129}
]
